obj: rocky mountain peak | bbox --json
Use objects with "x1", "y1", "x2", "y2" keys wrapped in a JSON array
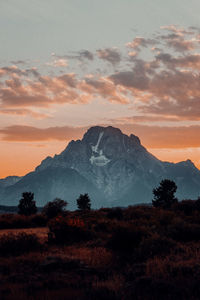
[
  {"x1": 130, "y1": 134, "x2": 141, "y2": 145},
  {"x1": 83, "y1": 126, "x2": 142, "y2": 154},
  {"x1": 37, "y1": 126, "x2": 148, "y2": 172},
  {"x1": 1, "y1": 126, "x2": 200, "y2": 208},
  {"x1": 83, "y1": 126, "x2": 122, "y2": 143}
]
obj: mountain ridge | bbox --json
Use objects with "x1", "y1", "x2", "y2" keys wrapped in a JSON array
[{"x1": 0, "y1": 126, "x2": 200, "y2": 208}]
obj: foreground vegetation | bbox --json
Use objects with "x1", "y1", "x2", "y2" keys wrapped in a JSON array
[{"x1": 1, "y1": 198, "x2": 200, "y2": 299}]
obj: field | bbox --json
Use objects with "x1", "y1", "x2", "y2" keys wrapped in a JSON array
[
  {"x1": 0, "y1": 227, "x2": 48, "y2": 242},
  {"x1": 0, "y1": 202, "x2": 200, "y2": 299}
]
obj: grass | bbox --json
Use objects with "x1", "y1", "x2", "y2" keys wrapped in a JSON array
[{"x1": 0, "y1": 227, "x2": 48, "y2": 242}]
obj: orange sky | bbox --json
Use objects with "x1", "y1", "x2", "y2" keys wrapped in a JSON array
[
  {"x1": 0, "y1": 131, "x2": 199, "y2": 178},
  {"x1": 0, "y1": 141, "x2": 67, "y2": 178},
  {"x1": 150, "y1": 148, "x2": 200, "y2": 170}
]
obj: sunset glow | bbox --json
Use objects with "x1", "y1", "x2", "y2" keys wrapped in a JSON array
[{"x1": 0, "y1": 0, "x2": 200, "y2": 178}]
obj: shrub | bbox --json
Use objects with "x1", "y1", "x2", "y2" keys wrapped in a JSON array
[
  {"x1": 195, "y1": 197, "x2": 200, "y2": 210},
  {"x1": 152, "y1": 179, "x2": 178, "y2": 209},
  {"x1": 18, "y1": 192, "x2": 37, "y2": 216},
  {"x1": 131, "y1": 277, "x2": 183, "y2": 300},
  {"x1": 146, "y1": 256, "x2": 200, "y2": 284},
  {"x1": 157, "y1": 210, "x2": 176, "y2": 227},
  {"x1": 48, "y1": 216, "x2": 93, "y2": 244},
  {"x1": 30, "y1": 214, "x2": 47, "y2": 227},
  {"x1": 0, "y1": 214, "x2": 31, "y2": 229},
  {"x1": 107, "y1": 225, "x2": 149, "y2": 254},
  {"x1": 0, "y1": 233, "x2": 41, "y2": 256},
  {"x1": 84, "y1": 287, "x2": 119, "y2": 300},
  {"x1": 123, "y1": 206, "x2": 153, "y2": 221},
  {"x1": 42, "y1": 198, "x2": 68, "y2": 219},
  {"x1": 107, "y1": 208, "x2": 123, "y2": 220},
  {"x1": 138, "y1": 235, "x2": 177, "y2": 260},
  {"x1": 167, "y1": 222, "x2": 200, "y2": 242},
  {"x1": 93, "y1": 220, "x2": 112, "y2": 233},
  {"x1": 173, "y1": 200, "x2": 197, "y2": 216},
  {"x1": 76, "y1": 194, "x2": 91, "y2": 211}
]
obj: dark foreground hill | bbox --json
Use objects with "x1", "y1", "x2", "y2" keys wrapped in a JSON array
[
  {"x1": 1, "y1": 203, "x2": 200, "y2": 299},
  {"x1": 0, "y1": 126, "x2": 200, "y2": 208}
]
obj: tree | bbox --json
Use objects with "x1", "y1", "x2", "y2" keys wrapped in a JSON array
[
  {"x1": 195, "y1": 196, "x2": 200, "y2": 210},
  {"x1": 18, "y1": 192, "x2": 37, "y2": 216},
  {"x1": 152, "y1": 179, "x2": 178, "y2": 209},
  {"x1": 76, "y1": 193, "x2": 91, "y2": 211},
  {"x1": 42, "y1": 198, "x2": 68, "y2": 219}
]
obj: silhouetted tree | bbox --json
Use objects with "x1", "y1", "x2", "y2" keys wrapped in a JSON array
[
  {"x1": 195, "y1": 197, "x2": 200, "y2": 210},
  {"x1": 18, "y1": 192, "x2": 37, "y2": 216},
  {"x1": 152, "y1": 179, "x2": 178, "y2": 209},
  {"x1": 42, "y1": 198, "x2": 68, "y2": 219},
  {"x1": 77, "y1": 193, "x2": 91, "y2": 211}
]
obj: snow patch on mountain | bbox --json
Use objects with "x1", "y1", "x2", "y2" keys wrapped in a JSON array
[
  {"x1": 91, "y1": 131, "x2": 104, "y2": 153},
  {"x1": 90, "y1": 152, "x2": 110, "y2": 166},
  {"x1": 90, "y1": 131, "x2": 111, "y2": 166}
]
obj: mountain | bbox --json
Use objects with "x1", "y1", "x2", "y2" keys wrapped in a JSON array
[
  {"x1": 0, "y1": 176, "x2": 21, "y2": 188},
  {"x1": 0, "y1": 126, "x2": 200, "y2": 209}
]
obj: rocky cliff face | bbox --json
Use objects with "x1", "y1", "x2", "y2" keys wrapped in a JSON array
[
  {"x1": 1, "y1": 126, "x2": 200, "y2": 208},
  {"x1": 36, "y1": 126, "x2": 162, "y2": 199}
]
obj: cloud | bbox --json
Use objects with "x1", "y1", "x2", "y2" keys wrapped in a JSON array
[
  {"x1": 11, "y1": 60, "x2": 27, "y2": 65},
  {"x1": 110, "y1": 64, "x2": 200, "y2": 121},
  {"x1": 46, "y1": 59, "x2": 68, "y2": 67},
  {"x1": 155, "y1": 53, "x2": 200, "y2": 70},
  {"x1": 1, "y1": 123, "x2": 200, "y2": 150},
  {"x1": 110, "y1": 69, "x2": 149, "y2": 90},
  {"x1": 106, "y1": 26, "x2": 200, "y2": 121},
  {"x1": 0, "y1": 125, "x2": 87, "y2": 142},
  {"x1": 109, "y1": 115, "x2": 189, "y2": 124},
  {"x1": 80, "y1": 77, "x2": 129, "y2": 103},
  {"x1": 57, "y1": 73, "x2": 77, "y2": 88},
  {"x1": 0, "y1": 66, "x2": 40, "y2": 78},
  {"x1": 0, "y1": 71, "x2": 91, "y2": 111},
  {"x1": 156, "y1": 25, "x2": 200, "y2": 53},
  {"x1": 126, "y1": 37, "x2": 155, "y2": 52},
  {"x1": 97, "y1": 48, "x2": 121, "y2": 66},
  {"x1": 79, "y1": 50, "x2": 94, "y2": 61},
  {"x1": 0, "y1": 66, "x2": 24, "y2": 77},
  {"x1": 52, "y1": 50, "x2": 94, "y2": 62},
  {"x1": 0, "y1": 108, "x2": 49, "y2": 119},
  {"x1": 114, "y1": 124, "x2": 200, "y2": 149},
  {"x1": 160, "y1": 25, "x2": 194, "y2": 35},
  {"x1": 137, "y1": 70, "x2": 200, "y2": 120},
  {"x1": 1, "y1": 25, "x2": 200, "y2": 121},
  {"x1": 166, "y1": 38, "x2": 194, "y2": 52}
]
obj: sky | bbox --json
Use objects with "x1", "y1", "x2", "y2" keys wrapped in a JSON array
[{"x1": 0, "y1": 0, "x2": 200, "y2": 177}]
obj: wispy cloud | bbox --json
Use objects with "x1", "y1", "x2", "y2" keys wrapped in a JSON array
[
  {"x1": 52, "y1": 50, "x2": 94, "y2": 62},
  {"x1": 97, "y1": 48, "x2": 121, "y2": 66}
]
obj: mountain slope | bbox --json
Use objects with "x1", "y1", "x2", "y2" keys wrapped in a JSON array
[
  {"x1": 1, "y1": 126, "x2": 200, "y2": 208},
  {"x1": 0, "y1": 176, "x2": 21, "y2": 188},
  {"x1": 1, "y1": 168, "x2": 104, "y2": 209}
]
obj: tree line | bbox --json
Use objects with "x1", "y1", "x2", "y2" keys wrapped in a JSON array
[
  {"x1": 18, "y1": 192, "x2": 91, "y2": 217},
  {"x1": 17, "y1": 179, "x2": 200, "y2": 216}
]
